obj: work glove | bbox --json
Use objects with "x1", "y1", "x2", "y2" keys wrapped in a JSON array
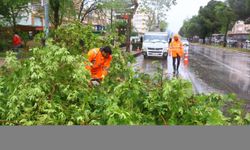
[{"x1": 101, "y1": 75, "x2": 105, "y2": 80}]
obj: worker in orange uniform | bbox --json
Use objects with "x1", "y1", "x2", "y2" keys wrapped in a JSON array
[
  {"x1": 168, "y1": 34, "x2": 184, "y2": 75},
  {"x1": 86, "y1": 46, "x2": 112, "y2": 86}
]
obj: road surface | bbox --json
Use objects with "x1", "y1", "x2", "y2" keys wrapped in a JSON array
[{"x1": 134, "y1": 44, "x2": 250, "y2": 110}]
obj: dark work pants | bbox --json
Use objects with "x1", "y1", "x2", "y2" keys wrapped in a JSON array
[{"x1": 173, "y1": 55, "x2": 181, "y2": 71}]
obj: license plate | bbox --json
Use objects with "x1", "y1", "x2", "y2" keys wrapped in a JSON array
[{"x1": 149, "y1": 53, "x2": 161, "y2": 56}]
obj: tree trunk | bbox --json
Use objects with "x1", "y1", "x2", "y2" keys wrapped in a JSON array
[
  {"x1": 49, "y1": 0, "x2": 60, "y2": 29},
  {"x1": 111, "y1": 8, "x2": 113, "y2": 29},
  {"x1": 12, "y1": 18, "x2": 17, "y2": 32},
  {"x1": 126, "y1": 15, "x2": 132, "y2": 52},
  {"x1": 11, "y1": 8, "x2": 17, "y2": 32},
  {"x1": 54, "y1": 7, "x2": 60, "y2": 29},
  {"x1": 223, "y1": 20, "x2": 230, "y2": 47},
  {"x1": 78, "y1": 0, "x2": 84, "y2": 20},
  {"x1": 53, "y1": 2, "x2": 60, "y2": 29},
  {"x1": 81, "y1": 12, "x2": 89, "y2": 23},
  {"x1": 125, "y1": 0, "x2": 138, "y2": 52},
  {"x1": 203, "y1": 38, "x2": 206, "y2": 44}
]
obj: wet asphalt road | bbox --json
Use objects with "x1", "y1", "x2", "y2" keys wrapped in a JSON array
[{"x1": 134, "y1": 44, "x2": 250, "y2": 109}]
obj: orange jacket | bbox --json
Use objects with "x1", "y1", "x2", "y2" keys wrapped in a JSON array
[
  {"x1": 169, "y1": 36, "x2": 184, "y2": 57},
  {"x1": 86, "y1": 48, "x2": 112, "y2": 79}
]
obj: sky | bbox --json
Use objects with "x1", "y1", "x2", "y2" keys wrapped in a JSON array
[{"x1": 166, "y1": 0, "x2": 217, "y2": 33}]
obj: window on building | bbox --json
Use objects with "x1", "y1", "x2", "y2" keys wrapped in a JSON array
[{"x1": 34, "y1": 17, "x2": 42, "y2": 26}]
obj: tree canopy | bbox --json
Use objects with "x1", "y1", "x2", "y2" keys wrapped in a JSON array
[
  {"x1": 227, "y1": 0, "x2": 250, "y2": 21},
  {"x1": 139, "y1": 0, "x2": 176, "y2": 31},
  {"x1": 0, "y1": 0, "x2": 30, "y2": 30},
  {"x1": 179, "y1": 0, "x2": 235, "y2": 46}
]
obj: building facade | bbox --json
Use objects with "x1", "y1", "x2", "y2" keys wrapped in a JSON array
[
  {"x1": 83, "y1": 10, "x2": 110, "y2": 32},
  {"x1": 18, "y1": 3, "x2": 44, "y2": 28},
  {"x1": 132, "y1": 11, "x2": 148, "y2": 35},
  {"x1": 231, "y1": 21, "x2": 250, "y2": 34},
  {"x1": 228, "y1": 21, "x2": 250, "y2": 42}
]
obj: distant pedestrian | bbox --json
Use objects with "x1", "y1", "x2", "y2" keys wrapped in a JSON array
[
  {"x1": 169, "y1": 34, "x2": 184, "y2": 75},
  {"x1": 12, "y1": 31, "x2": 23, "y2": 52},
  {"x1": 12, "y1": 31, "x2": 24, "y2": 59}
]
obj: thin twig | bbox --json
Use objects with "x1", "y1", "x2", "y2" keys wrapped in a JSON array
[{"x1": 160, "y1": 114, "x2": 168, "y2": 125}]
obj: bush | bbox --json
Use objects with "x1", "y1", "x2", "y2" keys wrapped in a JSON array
[{"x1": 53, "y1": 22, "x2": 102, "y2": 55}]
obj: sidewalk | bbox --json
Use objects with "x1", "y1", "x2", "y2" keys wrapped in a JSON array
[
  {"x1": 131, "y1": 50, "x2": 142, "y2": 57},
  {"x1": 192, "y1": 43, "x2": 250, "y2": 54}
]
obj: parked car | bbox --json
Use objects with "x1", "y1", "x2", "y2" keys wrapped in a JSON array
[
  {"x1": 227, "y1": 39, "x2": 238, "y2": 47},
  {"x1": 182, "y1": 39, "x2": 189, "y2": 54}
]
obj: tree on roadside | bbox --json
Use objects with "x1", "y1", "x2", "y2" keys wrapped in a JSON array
[
  {"x1": 159, "y1": 21, "x2": 168, "y2": 32},
  {"x1": 139, "y1": 0, "x2": 176, "y2": 31},
  {"x1": 145, "y1": 9, "x2": 157, "y2": 31},
  {"x1": 215, "y1": 2, "x2": 235, "y2": 47},
  {"x1": 125, "y1": 0, "x2": 139, "y2": 52},
  {"x1": 0, "y1": 0, "x2": 30, "y2": 31},
  {"x1": 197, "y1": 0, "x2": 226, "y2": 44},
  {"x1": 49, "y1": 0, "x2": 75, "y2": 29},
  {"x1": 100, "y1": 0, "x2": 132, "y2": 29},
  {"x1": 227, "y1": 0, "x2": 250, "y2": 21},
  {"x1": 179, "y1": 0, "x2": 234, "y2": 44},
  {"x1": 179, "y1": 16, "x2": 200, "y2": 39},
  {"x1": 73, "y1": 0, "x2": 103, "y2": 23}
]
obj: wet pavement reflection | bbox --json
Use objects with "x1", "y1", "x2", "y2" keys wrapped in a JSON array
[
  {"x1": 134, "y1": 44, "x2": 250, "y2": 110},
  {"x1": 189, "y1": 45, "x2": 250, "y2": 101}
]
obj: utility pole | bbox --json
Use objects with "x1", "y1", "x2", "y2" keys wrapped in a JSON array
[
  {"x1": 41, "y1": 0, "x2": 49, "y2": 38},
  {"x1": 111, "y1": 8, "x2": 113, "y2": 29}
]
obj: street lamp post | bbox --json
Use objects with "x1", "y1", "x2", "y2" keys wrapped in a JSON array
[{"x1": 41, "y1": 0, "x2": 49, "y2": 38}]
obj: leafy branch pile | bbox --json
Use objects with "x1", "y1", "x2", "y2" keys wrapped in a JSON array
[{"x1": 0, "y1": 23, "x2": 249, "y2": 125}]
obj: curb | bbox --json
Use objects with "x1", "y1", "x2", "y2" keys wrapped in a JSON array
[
  {"x1": 133, "y1": 51, "x2": 142, "y2": 57},
  {"x1": 191, "y1": 43, "x2": 250, "y2": 54}
]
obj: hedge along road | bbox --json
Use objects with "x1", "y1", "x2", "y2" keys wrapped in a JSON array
[{"x1": 134, "y1": 44, "x2": 250, "y2": 111}]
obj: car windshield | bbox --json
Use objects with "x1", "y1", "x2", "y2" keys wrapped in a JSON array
[{"x1": 144, "y1": 35, "x2": 168, "y2": 42}]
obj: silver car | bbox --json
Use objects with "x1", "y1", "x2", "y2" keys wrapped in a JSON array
[{"x1": 182, "y1": 39, "x2": 189, "y2": 54}]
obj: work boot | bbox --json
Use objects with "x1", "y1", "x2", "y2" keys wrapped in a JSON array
[
  {"x1": 176, "y1": 70, "x2": 179, "y2": 75},
  {"x1": 173, "y1": 69, "x2": 176, "y2": 75}
]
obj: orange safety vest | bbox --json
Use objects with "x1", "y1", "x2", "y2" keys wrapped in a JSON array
[
  {"x1": 169, "y1": 40, "x2": 184, "y2": 57},
  {"x1": 86, "y1": 48, "x2": 112, "y2": 79}
]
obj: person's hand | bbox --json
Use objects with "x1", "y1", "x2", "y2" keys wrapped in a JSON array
[
  {"x1": 101, "y1": 75, "x2": 105, "y2": 80},
  {"x1": 88, "y1": 80, "x2": 94, "y2": 88}
]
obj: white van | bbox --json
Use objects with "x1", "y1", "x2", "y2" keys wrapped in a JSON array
[{"x1": 142, "y1": 32, "x2": 169, "y2": 59}]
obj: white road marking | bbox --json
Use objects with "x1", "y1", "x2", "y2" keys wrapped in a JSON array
[{"x1": 195, "y1": 51, "x2": 250, "y2": 78}]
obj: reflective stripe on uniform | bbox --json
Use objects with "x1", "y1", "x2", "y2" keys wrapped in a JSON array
[{"x1": 91, "y1": 48, "x2": 99, "y2": 62}]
